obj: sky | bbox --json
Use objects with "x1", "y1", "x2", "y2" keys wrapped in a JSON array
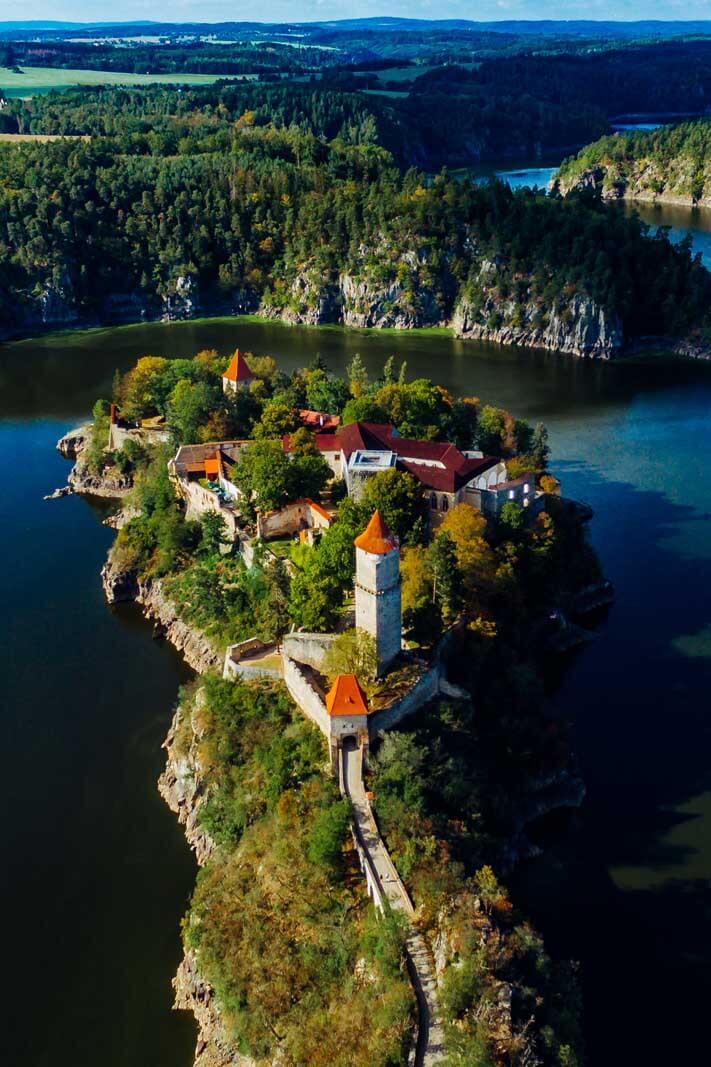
[{"x1": 1, "y1": 1, "x2": 711, "y2": 26}]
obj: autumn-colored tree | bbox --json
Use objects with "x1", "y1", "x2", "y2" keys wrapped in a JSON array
[
  {"x1": 437, "y1": 503, "x2": 496, "y2": 606},
  {"x1": 323, "y1": 629, "x2": 378, "y2": 693},
  {"x1": 400, "y1": 545, "x2": 440, "y2": 642},
  {"x1": 540, "y1": 473, "x2": 561, "y2": 496},
  {"x1": 121, "y1": 356, "x2": 169, "y2": 420}
]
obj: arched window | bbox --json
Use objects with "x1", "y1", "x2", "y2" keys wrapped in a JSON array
[
  {"x1": 430, "y1": 493, "x2": 438, "y2": 510},
  {"x1": 441, "y1": 495, "x2": 449, "y2": 512}
]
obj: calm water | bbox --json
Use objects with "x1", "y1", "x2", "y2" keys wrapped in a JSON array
[{"x1": 0, "y1": 381, "x2": 197, "y2": 1064}]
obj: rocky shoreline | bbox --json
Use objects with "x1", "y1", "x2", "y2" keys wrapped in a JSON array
[
  {"x1": 551, "y1": 165, "x2": 711, "y2": 210},
  {"x1": 157, "y1": 693, "x2": 245, "y2": 1067},
  {"x1": 8, "y1": 274, "x2": 705, "y2": 360},
  {"x1": 101, "y1": 560, "x2": 221, "y2": 674}
]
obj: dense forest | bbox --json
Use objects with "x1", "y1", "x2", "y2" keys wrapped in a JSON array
[
  {"x1": 1, "y1": 84, "x2": 710, "y2": 350},
  {"x1": 5, "y1": 32, "x2": 711, "y2": 162},
  {"x1": 554, "y1": 119, "x2": 711, "y2": 205}
]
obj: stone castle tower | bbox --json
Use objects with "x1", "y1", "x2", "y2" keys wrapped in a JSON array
[{"x1": 354, "y1": 510, "x2": 402, "y2": 674}]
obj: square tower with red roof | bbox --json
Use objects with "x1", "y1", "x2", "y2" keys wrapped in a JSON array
[{"x1": 222, "y1": 349, "x2": 254, "y2": 394}]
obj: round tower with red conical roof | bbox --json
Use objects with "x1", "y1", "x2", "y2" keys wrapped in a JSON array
[{"x1": 354, "y1": 510, "x2": 401, "y2": 674}]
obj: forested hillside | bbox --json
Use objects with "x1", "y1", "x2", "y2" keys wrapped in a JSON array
[
  {"x1": 1, "y1": 85, "x2": 710, "y2": 353},
  {"x1": 554, "y1": 119, "x2": 711, "y2": 206},
  {"x1": 5, "y1": 36, "x2": 711, "y2": 164}
]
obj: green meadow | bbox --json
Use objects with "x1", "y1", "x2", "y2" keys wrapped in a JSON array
[{"x1": 0, "y1": 65, "x2": 239, "y2": 98}]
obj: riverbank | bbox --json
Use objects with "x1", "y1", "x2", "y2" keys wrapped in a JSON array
[{"x1": 8, "y1": 304, "x2": 711, "y2": 364}]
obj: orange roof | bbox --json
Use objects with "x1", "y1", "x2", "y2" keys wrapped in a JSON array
[
  {"x1": 222, "y1": 349, "x2": 254, "y2": 383},
  {"x1": 354, "y1": 510, "x2": 397, "y2": 555},
  {"x1": 325, "y1": 674, "x2": 369, "y2": 717},
  {"x1": 303, "y1": 498, "x2": 333, "y2": 523}
]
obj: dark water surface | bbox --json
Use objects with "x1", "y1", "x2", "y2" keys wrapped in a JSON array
[
  {"x1": 2, "y1": 315, "x2": 710, "y2": 1067},
  {"x1": 0, "y1": 402, "x2": 197, "y2": 1063}
]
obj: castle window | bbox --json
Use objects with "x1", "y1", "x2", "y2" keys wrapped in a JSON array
[
  {"x1": 508, "y1": 489, "x2": 515, "y2": 500},
  {"x1": 524, "y1": 483, "x2": 530, "y2": 494},
  {"x1": 441, "y1": 496, "x2": 449, "y2": 511},
  {"x1": 430, "y1": 493, "x2": 438, "y2": 510}
]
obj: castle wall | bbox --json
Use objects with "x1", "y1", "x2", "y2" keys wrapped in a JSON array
[
  {"x1": 281, "y1": 632, "x2": 337, "y2": 670},
  {"x1": 368, "y1": 666, "x2": 441, "y2": 736},
  {"x1": 282, "y1": 653, "x2": 332, "y2": 737}
]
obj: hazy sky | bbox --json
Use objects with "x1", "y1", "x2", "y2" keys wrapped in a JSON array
[{"x1": 1, "y1": 1, "x2": 711, "y2": 25}]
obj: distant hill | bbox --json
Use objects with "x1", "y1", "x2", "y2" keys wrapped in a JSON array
[{"x1": 1, "y1": 19, "x2": 711, "y2": 40}]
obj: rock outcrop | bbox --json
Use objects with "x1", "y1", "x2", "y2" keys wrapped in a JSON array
[
  {"x1": 68, "y1": 455, "x2": 133, "y2": 497},
  {"x1": 101, "y1": 559, "x2": 221, "y2": 674},
  {"x1": 259, "y1": 255, "x2": 447, "y2": 331},
  {"x1": 174, "y1": 953, "x2": 254, "y2": 1067},
  {"x1": 162, "y1": 274, "x2": 200, "y2": 321},
  {"x1": 551, "y1": 160, "x2": 711, "y2": 208},
  {"x1": 56, "y1": 424, "x2": 91, "y2": 459},
  {"x1": 452, "y1": 291, "x2": 623, "y2": 359},
  {"x1": 159, "y1": 690, "x2": 251, "y2": 1067},
  {"x1": 58, "y1": 424, "x2": 134, "y2": 497},
  {"x1": 158, "y1": 690, "x2": 215, "y2": 865}
]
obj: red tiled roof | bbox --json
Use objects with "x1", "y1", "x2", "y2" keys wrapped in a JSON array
[
  {"x1": 401, "y1": 455, "x2": 500, "y2": 493},
  {"x1": 340, "y1": 422, "x2": 499, "y2": 493},
  {"x1": 222, "y1": 349, "x2": 254, "y2": 383},
  {"x1": 282, "y1": 433, "x2": 342, "y2": 453},
  {"x1": 354, "y1": 510, "x2": 398, "y2": 555},
  {"x1": 299, "y1": 409, "x2": 340, "y2": 432},
  {"x1": 303, "y1": 498, "x2": 333, "y2": 523},
  {"x1": 325, "y1": 674, "x2": 369, "y2": 717},
  {"x1": 488, "y1": 474, "x2": 535, "y2": 492}
]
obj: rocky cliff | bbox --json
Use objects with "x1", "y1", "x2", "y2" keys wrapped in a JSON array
[
  {"x1": 159, "y1": 688, "x2": 253, "y2": 1067},
  {"x1": 452, "y1": 286, "x2": 623, "y2": 359},
  {"x1": 101, "y1": 560, "x2": 221, "y2": 675},
  {"x1": 551, "y1": 159, "x2": 711, "y2": 208},
  {"x1": 57, "y1": 425, "x2": 133, "y2": 497},
  {"x1": 259, "y1": 255, "x2": 448, "y2": 331}
]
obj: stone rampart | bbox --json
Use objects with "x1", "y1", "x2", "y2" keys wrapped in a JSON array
[
  {"x1": 282, "y1": 653, "x2": 331, "y2": 737},
  {"x1": 281, "y1": 631, "x2": 337, "y2": 670}
]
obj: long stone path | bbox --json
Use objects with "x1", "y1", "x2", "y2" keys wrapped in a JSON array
[{"x1": 341, "y1": 738, "x2": 445, "y2": 1067}]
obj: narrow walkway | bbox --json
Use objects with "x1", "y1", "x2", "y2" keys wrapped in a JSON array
[{"x1": 341, "y1": 738, "x2": 445, "y2": 1067}]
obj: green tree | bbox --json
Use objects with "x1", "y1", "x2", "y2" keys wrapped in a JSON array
[
  {"x1": 346, "y1": 352, "x2": 369, "y2": 397},
  {"x1": 428, "y1": 532, "x2": 461, "y2": 620},
  {"x1": 167, "y1": 379, "x2": 221, "y2": 443},
  {"x1": 253, "y1": 401, "x2": 301, "y2": 440},
  {"x1": 361, "y1": 468, "x2": 425, "y2": 546},
  {"x1": 531, "y1": 422, "x2": 551, "y2": 469},
  {"x1": 323, "y1": 629, "x2": 378, "y2": 691},
  {"x1": 232, "y1": 440, "x2": 294, "y2": 514},
  {"x1": 340, "y1": 395, "x2": 388, "y2": 426},
  {"x1": 200, "y1": 511, "x2": 230, "y2": 556},
  {"x1": 499, "y1": 501, "x2": 525, "y2": 534}
]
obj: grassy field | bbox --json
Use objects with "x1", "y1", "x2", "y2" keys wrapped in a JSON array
[
  {"x1": 0, "y1": 65, "x2": 247, "y2": 97},
  {"x1": 355, "y1": 61, "x2": 480, "y2": 86},
  {"x1": 0, "y1": 133, "x2": 90, "y2": 142}
]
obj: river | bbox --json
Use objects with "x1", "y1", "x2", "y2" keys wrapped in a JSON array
[{"x1": 1, "y1": 205, "x2": 710, "y2": 1067}]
